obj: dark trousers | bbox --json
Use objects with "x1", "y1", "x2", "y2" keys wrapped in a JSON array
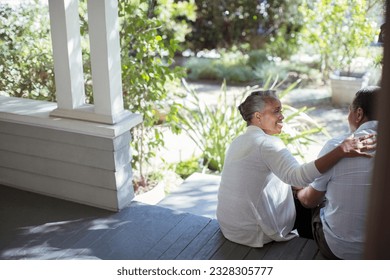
[
  {"x1": 311, "y1": 205, "x2": 340, "y2": 260},
  {"x1": 293, "y1": 197, "x2": 314, "y2": 239},
  {"x1": 293, "y1": 195, "x2": 340, "y2": 259}
]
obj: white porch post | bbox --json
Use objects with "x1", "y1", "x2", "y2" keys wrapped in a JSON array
[
  {"x1": 48, "y1": 0, "x2": 131, "y2": 124},
  {"x1": 87, "y1": 0, "x2": 126, "y2": 124},
  {"x1": 48, "y1": 0, "x2": 85, "y2": 110},
  {"x1": 0, "y1": 0, "x2": 142, "y2": 211}
]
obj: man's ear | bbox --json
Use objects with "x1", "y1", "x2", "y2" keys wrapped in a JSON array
[{"x1": 356, "y1": 107, "x2": 365, "y2": 123}]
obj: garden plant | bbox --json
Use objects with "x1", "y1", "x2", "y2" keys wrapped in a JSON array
[{"x1": 178, "y1": 77, "x2": 328, "y2": 173}]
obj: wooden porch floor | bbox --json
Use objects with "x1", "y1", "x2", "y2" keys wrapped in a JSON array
[{"x1": 0, "y1": 185, "x2": 324, "y2": 260}]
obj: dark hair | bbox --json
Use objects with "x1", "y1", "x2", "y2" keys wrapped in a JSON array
[
  {"x1": 351, "y1": 86, "x2": 380, "y2": 121},
  {"x1": 238, "y1": 90, "x2": 278, "y2": 125}
]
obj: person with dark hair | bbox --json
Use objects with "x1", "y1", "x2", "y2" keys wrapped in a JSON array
[
  {"x1": 296, "y1": 86, "x2": 380, "y2": 259},
  {"x1": 216, "y1": 89, "x2": 375, "y2": 248}
]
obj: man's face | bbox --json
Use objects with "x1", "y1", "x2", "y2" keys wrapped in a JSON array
[{"x1": 348, "y1": 104, "x2": 358, "y2": 132}]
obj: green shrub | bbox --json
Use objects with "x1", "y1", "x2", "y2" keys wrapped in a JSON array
[
  {"x1": 221, "y1": 64, "x2": 256, "y2": 83},
  {"x1": 178, "y1": 79, "x2": 246, "y2": 172},
  {"x1": 0, "y1": 1, "x2": 55, "y2": 100},
  {"x1": 185, "y1": 0, "x2": 304, "y2": 55},
  {"x1": 247, "y1": 49, "x2": 270, "y2": 69},
  {"x1": 183, "y1": 48, "x2": 322, "y2": 85},
  {"x1": 184, "y1": 51, "x2": 259, "y2": 83},
  {"x1": 299, "y1": 0, "x2": 380, "y2": 78},
  {"x1": 177, "y1": 77, "x2": 328, "y2": 173},
  {"x1": 118, "y1": 0, "x2": 187, "y2": 181},
  {"x1": 172, "y1": 157, "x2": 201, "y2": 179},
  {"x1": 0, "y1": 0, "x2": 192, "y2": 185}
]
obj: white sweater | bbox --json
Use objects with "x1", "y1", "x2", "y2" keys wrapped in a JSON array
[{"x1": 217, "y1": 125, "x2": 321, "y2": 247}]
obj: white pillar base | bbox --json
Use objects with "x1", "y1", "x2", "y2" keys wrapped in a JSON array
[
  {"x1": 50, "y1": 105, "x2": 136, "y2": 125},
  {"x1": 0, "y1": 96, "x2": 142, "y2": 211}
]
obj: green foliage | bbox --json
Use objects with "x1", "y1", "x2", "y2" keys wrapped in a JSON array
[
  {"x1": 154, "y1": 0, "x2": 197, "y2": 43},
  {"x1": 0, "y1": 0, "x2": 194, "y2": 182},
  {"x1": 185, "y1": 1, "x2": 258, "y2": 50},
  {"x1": 118, "y1": 0, "x2": 189, "y2": 178},
  {"x1": 185, "y1": 0, "x2": 304, "y2": 58},
  {"x1": 178, "y1": 79, "x2": 246, "y2": 172},
  {"x1": 279, "y1": 104, "x2": 328, "y2": 159},
  {"x1": 184, "y1": 48, "x2": 322, "y2": 86},
  {"x1": 299, "y1": 0, "x2": 380, "y2": 78},
  {"x1": 260, "y1": 0, "x2": 304, "y2": 59},
  {"x1": 178, "y1": 77, "x2": 327, "y2": 173},
  {"x1": 0, "y1": 1, "x2": 55, "y2": 100},
  {"x1": 184, "y1": 49, "x2": 263, "y2": 83},
  {"x1": 172, "y1": 157, "x2": 201, "y2": 179},
  {"x1": 185, "y1": 57, "x2": 258, "y2": 84},
  {"x1": 247, "y1": 49, "x2": 269, "y2": 68}
]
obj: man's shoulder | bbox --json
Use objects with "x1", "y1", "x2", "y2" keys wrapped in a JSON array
[
  {"x1": 327, "y1": 134, "x2": 349, "y2": 146},
  {"x1": 353, "y1": 121, "x2": 378, "y2": 137},
  {"x1": 319, "y1": 134, "x2": 350, "y2": 156}
]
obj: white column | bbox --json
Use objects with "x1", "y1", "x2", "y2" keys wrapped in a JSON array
[
  {"x1": 48, "y1": 0, "x2": 85, "y2": 110},
  {"x1": 87, "y1": 0, "x2": 126, "y2": 124}
]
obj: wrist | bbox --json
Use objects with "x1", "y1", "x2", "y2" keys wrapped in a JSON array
[
  {"x1": 338, "y1": 144, "x2": 347, "y2": 157},
  {"x1": 292, "y1": 188, "x2": 302, "y2": 199}
]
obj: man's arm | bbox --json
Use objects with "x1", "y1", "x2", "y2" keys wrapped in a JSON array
[{"x1": 296, "y1": 186, "x2": 325, "y2": 208}]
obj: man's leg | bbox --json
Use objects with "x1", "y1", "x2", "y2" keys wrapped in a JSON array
[{"x1": 311, "y1": 206, "x2": 340, "y2": 259}]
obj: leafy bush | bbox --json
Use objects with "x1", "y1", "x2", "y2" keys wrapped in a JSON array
[
  {"x1": 185, "y1": 0, "x2": 304, "y2": 57},
  {"x1": 154, "y1": 0, "x2": 197, "y2": 43},
  {"x1": 184, "y1": 50, "x2": 260, "y2": 83},
  {"x1": 183, "y1": 48, "x2": 322, "y2": 86},
  {"x1": 221, "y1": 64, "x2": 257, "y2": 83},
  {"x1": 177, "y1": 77, "x2": 328, "y2": 173},
  {"x1": 178, "y1": 79, "x2": 246, "y2": 172},
  {"x1": 299, "y1": 0, "x2": 380, "y2": 78},
  {"x1": 0, "y1": 1, "x2": 55, "y2": 100},
  {"x1": 247, "y1": 49, "x2": 269, "y2": 69},
  {"x1": 0, "y1": 0, "x2": 194, "y2": 186},
  {"x1": 185, "y1": 58, "x2": 223, "y2": 80},
  {"x1": 118, "y1": 0, "x2": 191, "y2": 182},
  {"x1": 172, "y1": 157, "x2": 201, "y2": 179}
]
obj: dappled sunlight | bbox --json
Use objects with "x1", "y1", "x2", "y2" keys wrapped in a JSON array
[
  {"x1": 21, "y1": 220, "x2": 82, "y2": 235},
  {"x1": 1, "y1": 243, "x2": 100, "y2": 260},
  {"x1": 88, "y1": 218, "x2": 131, "y2": 230},
  {"x1": 158, "y1": 173, "x2": 220, "y2": 219},
  {"x1": 0, "y1": 96, "x2": 56, "y2": 117},
  {"x1": 1, "y1": 215, "x2": 132, "y2": 259}
]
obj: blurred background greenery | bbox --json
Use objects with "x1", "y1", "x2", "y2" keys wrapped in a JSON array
[{"x1": 0, "y1": 0, "x2": 385, "y2": 184}]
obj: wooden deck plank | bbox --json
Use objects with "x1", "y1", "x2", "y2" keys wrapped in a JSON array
[
  {"x1": 143, "y1": 213, "x2": 209, "y2": 260},
  {"x1": 158, "y1": 215, "x2": 211, "y2": 260},
  {"x1": 243, "y1": 243, "x2": 273, "y2": 260},
  {"x1": 298, "y1": 239, "x2": 320, "y2": 260},
  {"x1": 0, "y1": 186, "x2": 111, "y2": 259},
  {"x1": 210, "y1": 239, "x2": 252, "y2": 260},
  {"x1": 262, "y1": 237, "x2": 308, "y2": 260},
  {"x1": 4, "y1": 217, "x2": 103, "y2": 260},
  {"x1": 79, "y1": 203, "x2": 188, "y2": 260},
  {"x1": 53, "y1": 212, "x2": 134, "y2": 259},
  {"x1": 175, "y1": 219, "x2": 221, "y2": 260},
  {"x1": 191, "y1": 229, "x2": 226, "y2": 260},
  {"x1": 1, "y1": 185, "x2": 319, "y2": 260}
]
